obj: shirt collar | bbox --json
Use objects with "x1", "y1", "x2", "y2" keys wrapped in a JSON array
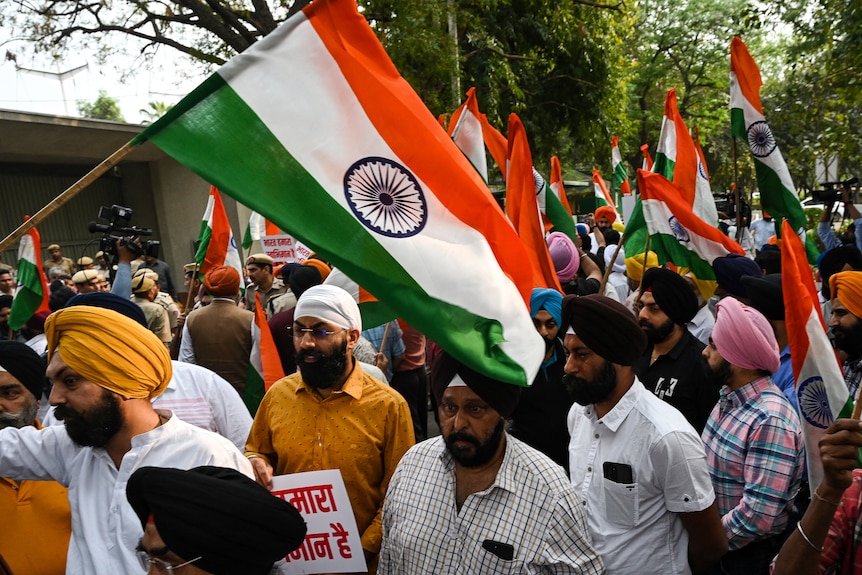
[
  {"x1": 720, "y1": 376, "x2": 772, "y2": 410},
  {"x1": 297, "y1": 361, "x2": 365, "y2": 400},
  {"x1": 592, "y1": 378, "x2": 643, "y2": 432}
]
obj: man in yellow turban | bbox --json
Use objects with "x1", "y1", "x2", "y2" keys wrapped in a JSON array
[
  {"x1": 0, "y1": 304, "x2": 253, "y2": 575},
  {"x1": 829, "y1": 271, "x2": 862, "y2": 399}
]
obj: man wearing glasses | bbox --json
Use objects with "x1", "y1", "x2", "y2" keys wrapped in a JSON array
[{"x1": 245, "y1": 284, "x2": 415, "y2": 573}]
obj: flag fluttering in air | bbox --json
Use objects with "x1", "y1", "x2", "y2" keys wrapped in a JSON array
[
  {"x1": 641, "y1": 143, "x2": 654, "y2": 171},
  {"x1": 730, "y1": 38, "x2": 806, "y2": 234},
  {"x1": 479, "y1": 113, "x2": 508, "y2": 182},
  {"x1": 611, "y1": 137, "x2": 632, "y2": 196},
  {"x1": 449, "y1": 87, "x2": 489, "y2": 182},
  {"x1": 242, "y1": 211, "x2": 279, "y2": 250},
  {"x1": 591, "y1": 169, "x2": 621, "y2": 222},
  {"x1": 195, "y1": 186, "x2": 243, "y2": 279},
  {"x1": 781, "y1": 219, "x2": 852, "y2": 488},
  {"x1": 8, "y1": 219, "x2": 50, "y2": 331},
  {"x1": 652, "y1": 89, "x2": 718, "y2": 225},
  {"x1": 638, "y1": 170, "x2": 744, "y2": 281},
  {"x1": 506, "y1": 114, "x2": 562, "y2": 292},
  {"x1": 536, "y1": 167, "x2": 577, "y2": 241},
  {"x1": 132, "y1": 0, "x2": 544, "y2": 386},
  {"x1": 246, "y1": 292, "x2": 286, "y2": 414},
  {"x1": 550, "y1": 156, "x2": 573, "y2": 217}
]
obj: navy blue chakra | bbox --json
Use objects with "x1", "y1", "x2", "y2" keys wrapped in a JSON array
[
  {"x1": 798, "y1": 376, "x2": 834, "y2": 429},
  {"x1": 344, "y1": 157, "x2": 427, "y2": 238},
  {"x1": 669, "y1": 216, "x2": 691, "y2": 243},
  {"x1": 747, "y1": 121, "x2": 777, "y2": 158}
]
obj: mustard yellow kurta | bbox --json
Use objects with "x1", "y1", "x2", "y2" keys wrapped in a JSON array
[
  {"x1": 0, "y1": 423, "x2": 71, "y2": 575},
  {"x1": 246, "y1": 364, "x2": 415, "y2": 568}
]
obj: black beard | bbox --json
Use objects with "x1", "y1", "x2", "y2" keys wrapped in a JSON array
[
  {"x1": 563, "y1": 359, "x2": 618, "y2": 406},
  {"x1": 704, "y1": 357, "x2": 733, "y2": 388},
  {"x1": 54, "y1": 389, "x2": 123, "y2": 448},
  {"x1": 640, "y1": 317, "x2": 676, "y2": 344},
  {"x1": 444, "y1": 418, "x2": 505, "y2": 467},
  {"x1": 0, "y1": 398, "x2": 38, "y2": 430},
  {"x1": 543, "y1": 336, "x2": 556, "y2": 353},
  {"x1": 833, "y1": 320, "x2": 862, "y2": 359},
  {"x1": 297, "y1": 339, "x2": 349, "y2": 389}
]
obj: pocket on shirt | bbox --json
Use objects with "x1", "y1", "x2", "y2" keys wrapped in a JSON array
[
  {"x1": 481, "y1": 552, "x2": 526, "y2": 575},
  {"x1": 603, "y1": 478, "x2": 640, "y2": 527}
]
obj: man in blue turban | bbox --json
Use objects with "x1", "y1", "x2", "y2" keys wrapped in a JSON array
[{"x1": 508, "y1": 288, "x2": 573, "y2": 470}]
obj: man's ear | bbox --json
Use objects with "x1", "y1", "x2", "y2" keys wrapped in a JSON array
[{"x1": 346, "y1": 328, "x2": 361, "y2": 347}]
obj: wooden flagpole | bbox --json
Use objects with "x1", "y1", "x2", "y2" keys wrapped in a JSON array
[{"x1": 0, "y1": 142, "x2": 137, "y2": 253}]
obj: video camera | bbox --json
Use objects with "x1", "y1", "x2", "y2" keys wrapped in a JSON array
[
  {"x1": 811, "y1": 176, "x2": 859, "y2": 203},
  {"x1": 88, "y1": 205, "x2": 157, "y2": 259},
  {"x1": 714, "y1": 191, "x2": 751, "y2": 222}
]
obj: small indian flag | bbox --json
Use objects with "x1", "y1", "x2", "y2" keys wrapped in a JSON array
[
  {"x1": 195, "y1": 186, "x2": 243, "y2": 279},
  {"x1": 611, "y1": 136, "x2": 631, "y2": 196},
  {"x1": 449, "y1": 87, "x2": 489, "y2": 182},
  {"x1": 652, "y1": 89, "x2": 718, "y2": 225},
  {"x1": 591, "y1": 169, "x2": 621, "y2": 221},
  {"x1": 246, "y1": 292, "x2": 285, "y2": 414},
  {"x1": 781, "y1": 219, "x2": 852, "y2": 489},
  {"x1": 242, "y1": 211, "x2": 279, "y2": 250},
  {"x1": 638, "y1": 169, "x2": 744, "y2": 281},
  {"x1": 133, "y1": 0, "x2": 544, "y2": 386},
  {"x1": 8, "y1": 221, "x2": 50, "y2": 331}
]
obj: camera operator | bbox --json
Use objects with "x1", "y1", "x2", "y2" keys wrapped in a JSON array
[
  {"x1": 818, "y1": 182, "x2": 862, "y2": 254},
  {"x1": 139, "y1": 249, "x2": 178, "y2": 301}
]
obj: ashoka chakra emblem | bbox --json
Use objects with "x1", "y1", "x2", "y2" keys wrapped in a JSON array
[
  {"x1": 344, "y1": 157, "x2": 427, "y2": 238},
  {"x1": 669, "y1": 216, "x2": 690, "y2": 243},
  {"x1": 799, "y1": 376, "x2": 834, "y2": 429},
  {"x1": 747, "y1": 121, "x2": 777, "y2": 158}
]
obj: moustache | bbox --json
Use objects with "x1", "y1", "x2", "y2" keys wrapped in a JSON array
[
  {"x1": 53, "y1": 405, "x2": 81, "y2": 421},
  {"x1": 296, "y1": 349, "x2": 326, "y2": 361},
  {"x1": 447, "y1": 431, "x2": 480, "y2": 447}
]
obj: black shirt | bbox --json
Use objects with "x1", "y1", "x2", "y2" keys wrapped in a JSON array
[
  {"x1": 633, "y1": 329, "x2": 719, "y2": 433},
  {"x1": 509, "y1": 338, "x2": 574, "y2": 471}
]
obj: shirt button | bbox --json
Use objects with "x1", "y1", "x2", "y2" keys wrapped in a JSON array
[
  {"x1": 587, "y1": 466, "x2": 592, "y2": 472},
  {"x1": 594, "y1": 433, "x2": 600, "y2": 439}
]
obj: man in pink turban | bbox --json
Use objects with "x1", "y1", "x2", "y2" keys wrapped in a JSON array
[{"x1": 700, "y1": 296, "x2": 803, "y2": 574}]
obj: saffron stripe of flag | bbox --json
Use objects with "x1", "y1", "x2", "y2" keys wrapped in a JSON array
[
  {"x1": 638, "y1": 170, "x2": 744, "y2": 281},
  {"x1": 132, "y1": 0, "x2": 544, "y2": 386},
  {"x1": 449, "y1": 87, "x2": 489, "y2": 182},
  {"x1": 8, "y1": 220, "x2": 50, "y2": 331},
  {"x1": 506, "y1": 114, "x2": 562, "y2": 292},
  {"x1": 479, "y1": 113, "x2": 509, "y2": 181},
  {"x1": 196, "y1": 186, "x2": 243, "y2": 278},
  {"x1": 611, "y1": 136, "x2": 632, "y2": 196},
  {"x1": 781, "y1": 219, "x2": 852, "y2": 488},
  {"x1": 246, "y1": 291, "x2": 285, "y2": 414}
]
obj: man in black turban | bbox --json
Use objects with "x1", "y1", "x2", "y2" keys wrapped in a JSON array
[
  {"x1": 127, "y1": 465, "x2": 306, "y2": 575},
  {"x1": 377, "y1": 350, "x2": 603, "y2": 573},
  {"x1": 633, "y1": 267, "x2": 717, "y2": 432},
  {"x1": 561, "y1": 294, "x2": 727, "y2": 574}
]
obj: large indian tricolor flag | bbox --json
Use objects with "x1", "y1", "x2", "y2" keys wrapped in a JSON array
[
  {"x1": 131, "y1": 0, "x2": 544, "y2": 386},
  {"x1": 781, "y1": 219, "x2": 852, "y2": 489},
  {"x1": 196, "y1": 186, "x2": 243, "y2": 278},
  {"x1": 730, "y1": 37, "x2": 806, "y2": 233},
  {"x1": 8, "y1": 222, "x2": 50, "y2": 331},
  {"x1": 638, "y1": 170, "x2": 744, "y2": 281}
]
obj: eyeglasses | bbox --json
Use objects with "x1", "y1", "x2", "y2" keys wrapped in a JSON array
[
  {"x1": 135, "y1": 550, "x2": 203, "y2": 573},
  {"x1": 291, "y1": 327, "x2": 346, "y2": 340}
]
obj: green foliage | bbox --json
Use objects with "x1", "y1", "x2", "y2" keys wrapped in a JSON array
[
  {"x1": 139, "y1": 101, "x2": 173, "y2": 125},
  {"x1": 76, "y1": 90, "x2": 126, "y2": 122}
]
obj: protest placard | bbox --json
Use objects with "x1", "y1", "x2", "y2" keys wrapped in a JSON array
[{"x1": 271, "y1": 469, "x2": 366, "y2": 574}]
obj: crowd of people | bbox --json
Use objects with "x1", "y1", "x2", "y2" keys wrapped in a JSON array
[{"x1": 1, "y1": 190, "x2": 862, "y2": 575}]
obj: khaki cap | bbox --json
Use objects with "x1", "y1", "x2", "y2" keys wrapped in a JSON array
[
  {"x1": 246, "y1": 253, "x2": 274, "y2": 266},
  {"x1": 71, "y1": 269, "x2": 99, "y2": 284}
]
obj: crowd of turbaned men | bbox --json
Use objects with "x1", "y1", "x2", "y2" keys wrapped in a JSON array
[{"x1": 2, "y1": 199, "x2": 862, "y2": 575}]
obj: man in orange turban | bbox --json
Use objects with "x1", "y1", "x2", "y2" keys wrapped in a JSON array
[
  {"x1": 829, "y1": 271, "x2": 862, "y2": 399},
  {"x1": 0, "y1": 304, "x2": 252, "y2": 575}
]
